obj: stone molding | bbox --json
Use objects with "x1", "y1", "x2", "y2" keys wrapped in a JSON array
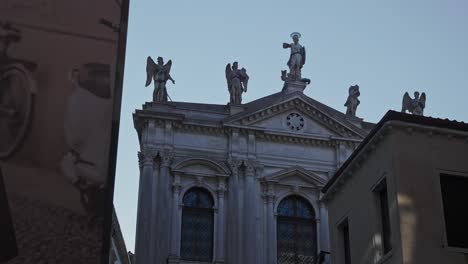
[{"x1": 231, "y1": 98, "x2": 364, "y2": 139}]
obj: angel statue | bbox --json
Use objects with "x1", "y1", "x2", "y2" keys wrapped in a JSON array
[
  {"x1": 401, "y1": 91, "x2": 426, "y2": 115},
  {"x1": 283, "y1": 32, "x2": 306, "y2": 80},
  {"x1": 345, "y1": 85, "x2": 360, "y2": 116},
  {"x1": 225, "y1": 62, "x2": 249, "y2": 105},
  {"x1": 145, "y1": 56, "x2": 175, "y2": 103}
]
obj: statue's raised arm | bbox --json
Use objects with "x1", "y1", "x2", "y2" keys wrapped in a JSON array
[{"x1": 283, "y1": 32, "x2": 307, "y2": 81}]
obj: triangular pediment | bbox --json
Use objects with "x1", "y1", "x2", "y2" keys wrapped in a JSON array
[
  {"x1": 224, "y1": 93, "x2": 366, "y2": 139},
  {"x1": 265, "y1": 166, "x2": 327, "y2": 187}
]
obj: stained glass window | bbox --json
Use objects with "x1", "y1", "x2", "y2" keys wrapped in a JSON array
[
  {"x1": 277, "y1": 195, "x2": 317, "y2": 264},
  {"x1": 180, "y1": 188, "x2": 214, "y2": 262}
]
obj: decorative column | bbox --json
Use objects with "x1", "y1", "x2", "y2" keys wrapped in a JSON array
[
  {"x1": 150, "y1": 158, "x2": 160, "y2": 263},
  {"x1": 244, "y1": 163, "x2": 256, "y2": 264},
  {"x1": 156, "y1": 150, "x2": 174, "y2": 264},
  {"x1": 319, "y1": 202, "x2": 330, "y2": 252},
  {"x1": 135, "y1": 148, "x2": 156, "y2": 264},
  {"x1": 227, "y1": 158, "x2": 240, "y2": 264},
  {"x1": 316, "y1": 218, "x2": 321, "y2": 254},
  {"x1": 266, "y1": 184, "x2": 276, "y2": 264},
  {"x1": 215, "y1": 178, "x2": 227, "y2": 263},
  {"x1": 168, "y1": 175, "x2": 181, "y2": 263}
]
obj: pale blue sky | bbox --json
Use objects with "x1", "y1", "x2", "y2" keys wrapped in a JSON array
[{"x1": 114, "y1": 0, "x2": 468, "y2": 251}]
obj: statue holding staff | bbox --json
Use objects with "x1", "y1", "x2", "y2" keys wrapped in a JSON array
[{"x1": 145, "y1": 56, "x2": 175, "y2": 103}]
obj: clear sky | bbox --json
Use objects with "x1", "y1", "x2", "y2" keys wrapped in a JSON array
[{"x1": 114, "y1": 0, "x2": 468, "y2": 251}]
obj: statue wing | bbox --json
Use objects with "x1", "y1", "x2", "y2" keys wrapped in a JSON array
[
  {"x1": 240, "y1": 68, "x2": 249, "y2": 92},
  {"x1": 225, "y1": 63, "x2": 232, "y2": 89},
  {"x1": 145, "y1": 56, "x2": 157, "y2": 87},
  {"x1": 163, "y1": 60, "x2": 172, "y2": 73},
  {"x1": 301, "y1": 46, "x2": 306, "y2": 68},
  {"x1": 420, "y1": 92, "x2": 426, "y2": 108},
  {"x1": 401, "y1": 92, "x2": 411, "y2": 112}
]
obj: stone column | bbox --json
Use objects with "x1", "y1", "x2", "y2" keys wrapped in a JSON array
[
  {"x1": 244, "y1": 164, "x2": 256, "y2": 264},
  {"x1": 135, "y1": 148, "x2": 156, "y2": 264},
  {"x1": 237, "y1": 167, "x2": 244, "y2": 263},
  {"x1": 316, "y1": 218, "x2": 321, "y2": 254},
  {"x1": 156, "y1": 151, "x2": 174, "y2": 264},
  {"x1": 215, "y1": 179, "x2": 227, "y2": 263},
  {"x1": 319, "y1": 202, "x2": 330, "y2": 252},
  {"x1": 266, "y1": 184, "x2": 276, "y2": 264},
  {"x1": 168, "y1": 175, "x2": 181, "y2": 263},
  {"x1": 150, "y1": 159, "x2": 160, "y2": 263},
  {"x1": 227, "y1": 159, "x2": 240, "y2": 264}
]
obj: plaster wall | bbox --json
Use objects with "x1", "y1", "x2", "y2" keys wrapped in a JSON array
[
  {"x1": 393, "y1": 129, "x2": 468, "y2": 264},
  {"x1": 327, "y1": 133, "x2": 402, "y2": 264}
]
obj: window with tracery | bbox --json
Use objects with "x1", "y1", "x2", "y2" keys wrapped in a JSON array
[
  {"x1": 180, "y1": 187, "x2": 214, "y2": 262},
  {"x1": 277, "y1": 195, "x2": 317, "y2": 264}
]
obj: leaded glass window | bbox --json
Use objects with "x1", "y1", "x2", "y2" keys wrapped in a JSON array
[
  {"x1": 180, "y1": 188, "x2": 214, "y2": 262},
  {"x1": 277, "y1": 195, "x2": 317, "y2": 264}
]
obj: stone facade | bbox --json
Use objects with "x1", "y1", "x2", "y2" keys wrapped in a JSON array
[
  {"x1": 110, "y1": 207, "x2": 132, "y2": 264},
  {"x1": 322, "y1": 111, "x2": 468, "y2": 264},
  {"x1": 133, "y1": 87, "x2": 374, "y2": 264}
]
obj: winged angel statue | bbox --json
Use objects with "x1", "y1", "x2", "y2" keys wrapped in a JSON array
[
  {"x1": 225, "y1": 62, "x2": 249, "y2": 105},
  {"x1": 344, "y1": 85, "x2": 360, "y2": 116},
  {"x1": 145, "y1": 56, "x2": 175, "y2": 102},
  {"x1": 401, "y1": 91, "x2": 426, "y2": 115}
]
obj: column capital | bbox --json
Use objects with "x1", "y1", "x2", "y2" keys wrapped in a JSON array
[
  {"x1": 244, "y1": 160, "x2": 264, "y2": 178},
  {"x1": 138, "y1": 148, "x2": 157, "y2": 168},
  {"x1": 172, "y1": 183, "x2": 181, "y2": 193},
  {"x1": 226, "y1": 157, "x2": 242, "y2": 175},
  {"x1": 217, "y1": 186, "x2": 227, "y2": 198},
  {"x1": 160, "y1": 150, "x2": 175, "y2": 167}
]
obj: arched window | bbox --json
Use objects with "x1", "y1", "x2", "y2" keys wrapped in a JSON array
[
  {"x1": 180, "y1": 187, "x2": 214, "y2": 262},
  {"x1": 277, "y1": 195, "x2": 317, "y2": 264}
]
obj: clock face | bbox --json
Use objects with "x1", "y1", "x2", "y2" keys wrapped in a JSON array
[{"x1": 286, "y1": 112, "x2": 304, "y2": 131}]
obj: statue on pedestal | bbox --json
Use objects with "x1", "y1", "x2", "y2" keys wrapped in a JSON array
[
  {"x1": 283, "y1": 32, "x2": 306, "y2": 81},
  {"x1": 145, "y1": 56, "x2": 175, "y2": 103},
  {"x1": 225, "y1": 62, "x2": 249, "y2": 105},
  {"x1": 344, "y1": 85, "x2": 360, "y2": 116},
  {"x1": 401, "y1": 91, "x2": 426, "y2": 115}
]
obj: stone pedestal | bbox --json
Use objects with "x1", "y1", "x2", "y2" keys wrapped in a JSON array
[
  {"x1": 283, "y1": 80, "x2": 309, "y2": 94},
  {"x1": 345, "y1": 115, "x2": 363, "y2": 128},
  {"x1": 228, "y1": 104, "x2": 244, "y2": 114}
]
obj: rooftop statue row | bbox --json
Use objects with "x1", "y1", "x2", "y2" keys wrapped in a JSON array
[
  {"x1": 143, "y1": 32, "x2": 426, "y2": 116},
  {"x1": 144, "y1": 32, "x2": 311, "y2": 105}
]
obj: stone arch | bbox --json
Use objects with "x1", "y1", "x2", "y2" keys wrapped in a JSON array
[
  {"x1": 274, "y1": 192, "x2": 319, "y2": 218},
  {"x1": 179, "y1": 184, "x2": 218, "y2": 208}
]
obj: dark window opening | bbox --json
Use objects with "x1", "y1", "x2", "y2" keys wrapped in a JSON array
[
  {"x1": 180, "y1": 187, "x2": 214, "y2": 262},
  {"x1": 440, "y1": 174, "x2": 468, "y2": 249},
  {"x1": 375, "y1": 179, "x2": 392, "y2": 254},
  {"x1": 339, "y1": 219, "x2": 351, "y2": 264},
  {"x1": 277, "y1": 195, "x2": 317, "y2": 264}
]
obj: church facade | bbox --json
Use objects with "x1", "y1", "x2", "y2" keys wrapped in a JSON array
[{"x1": 133, "y1": 81, "x2": 374, "y2": 264}]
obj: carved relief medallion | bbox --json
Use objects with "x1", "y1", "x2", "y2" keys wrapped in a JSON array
[{"x1": 0, "y1": 63, "x2": 36, "y2": 158}]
